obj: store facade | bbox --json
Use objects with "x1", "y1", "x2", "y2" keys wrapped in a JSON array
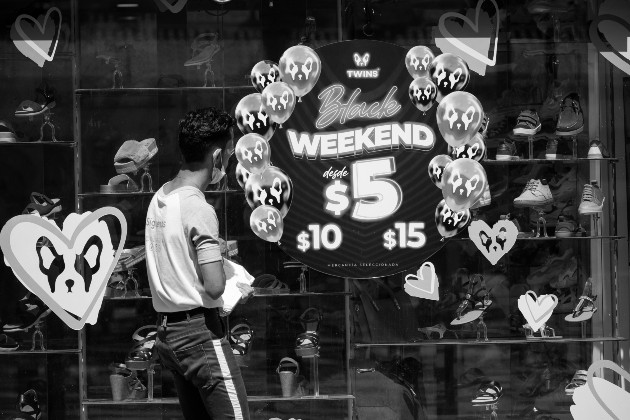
[{"x1": 0, "y1": 0, "x2": 629, "y2": 419}]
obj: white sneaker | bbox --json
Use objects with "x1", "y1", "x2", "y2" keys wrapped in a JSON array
[
  {"x1": 578, "y1": 181, "x2": 605, "y2": 215},
  {"x1": 514, "y1": 179, "x2": 553, "y2": 207}
]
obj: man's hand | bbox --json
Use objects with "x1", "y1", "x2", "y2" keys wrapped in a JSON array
[{"x1": 236, "y1": 282, "x2": 254, "y2": 303}]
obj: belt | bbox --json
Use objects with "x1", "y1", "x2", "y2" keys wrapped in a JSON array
[{"x1": 158, "y1": 307, "x2": 212, "y2": 324}]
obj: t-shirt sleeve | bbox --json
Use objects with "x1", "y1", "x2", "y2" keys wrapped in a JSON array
[{"x1": 184, "y1": 199, "x2": 223, "y2": 265}]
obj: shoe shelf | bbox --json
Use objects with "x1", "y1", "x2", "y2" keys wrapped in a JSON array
[
  {"x1": 353, "y1": 336, "x2": 627, "y2": 348},
  {"x1": 0, "y1": 349, "x2": 81, "y2": 356},
  {"x1": 252, "y1": 291, "x2": 352, "y2": 298},
  {"x1": 82, "y1": 394, "x2": 355, "y2": 406},
  {"x1": 75, "y1": 86, "x2": 255, "y2": 96},
  {"x1": 0, "y1": 141, "x2": 76, "y2": 147},
  {"x1": 452, "y1": 236, "x2": 624, "y2": 241},
  {"x1": 78, "y1": 189, "x2": 241, "y2": 198},
  {"x1": 483, "y1": 157, "x2": 619, "y2": 165},
  {"x1": 103, "y1": 296, "x2": 153, "y2": 301}
]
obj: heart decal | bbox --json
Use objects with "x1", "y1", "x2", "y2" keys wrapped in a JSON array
[
  {"x1": 10, "y1": 7, "x2": 62, "y2": 68},
  {"x1": 0, "y1": 208, "x2": 127, "y2": 330},
  {"x1": 468, "y1": 219, "x2": 517, "y2": 265},
  {"x1": 590, "y1": 13, "x2": 630, "y2": 76},
  {"x1": 571, "y1": 359, "x2": 630, "y2": 420},
  {"x1": 517, "y1": 291, "x2": 558, "y2": 333},
  {"x1": 435, "y1": 0, "x2": 500, "y2": 76},
  {"x1": 404, "y1": 261, "x2": 439, "y2": 301},
  {"x1": 153, "y1": 0, "x2": 188, "y2": 13}
]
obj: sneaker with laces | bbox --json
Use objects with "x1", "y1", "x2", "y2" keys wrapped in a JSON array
[
  {"x1": 512, "y1": 110, "x2": 542, "y2": 136},
  {"x1": 578, "y1": 181, "x2": 605, "y2": 215},
  {"x1": 496, "y1": 139, "x2": 519, "y2": 160},
  {"x1": 556, "y1": 93, "x2": 584, "y2": 136},
  {"x1": 514, "y1": 179, "x2": 553, "y2": 207},
  {"x1": 586, "y1": 140, "x2": 610, "y2": 159}
]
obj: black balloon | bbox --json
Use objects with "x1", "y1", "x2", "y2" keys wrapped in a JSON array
[
  {"x1": 429, "y1": 53, "x2": 470, "y2": 102},
  {"x1": 250, "y1": 60, "x2": 282, "y2": 93}
]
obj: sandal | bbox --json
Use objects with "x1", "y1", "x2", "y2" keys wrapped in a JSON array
[
  {"x1": 565, "y1": 278, "x2": 597, "y2": 322},
  {"x1": 295, "y1": 332, "x2": 320, "y2": 357},
  {"x1": 229, "y1": 320, "x2": 253, "y2": 356},
  {"x1": 471, "y1": 380, "x2": 503, "y2": 406},
  {"x1": 300, "y1": 307, "x2": 322, "y2": 333},
  {"x1": 451, "y1": 274, "x2": 492, "y2": 326},
  {"x1": 22, "y1": 193, "x2": 62, "y2": 217},
  {"x1": 125, "y1": 326, "x2": 157, "y2": 370},
  {"x1": 113, "y1": 246, "x2": 146, "y2": 273},
  {"x1": 564, "y1": 370, "x2": 587, "y2": 395},
  {"x1": 418, "y1": 323, "x2": 458, "y2": 340},
  {"x1": 252, "y1": 274, "x2": 289, "y2": 294},
  {"x1": 0, "y1": 333, "x2": 19, "y2": 351},
  {"x1": 100, "y1": 174, "x2": 139, "y2": 193},
  {"x1": 17, "y1": 389, "x2": 42, "y2": 420}
]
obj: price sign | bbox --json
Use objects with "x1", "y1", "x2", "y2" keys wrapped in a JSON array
[{"x1": 273, "y1": 40, "x2": 447, "y2": 278}]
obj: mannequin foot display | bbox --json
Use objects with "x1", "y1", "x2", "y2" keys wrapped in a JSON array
[
  {"x1": 30, "y1": 321, "x2": 46, "y2": 351},
  {"x1": 37, "y1": 112, "x2": 59, "y2": 142},
  {"x1": 532, "y1": 206, "x2": 548, "y2": 237},
  {"x1": 565, "y1": 278, "x2": 597, "y2": 322},
  {"x1": 523, "y1": 323, "x2": 561, "y2": 339},
  {"x1": 476, "y1": 314, "x2": 489, "y2": 342},
  {"x1": 140, "y1": 164, "x2": 154, "y2": 192}
]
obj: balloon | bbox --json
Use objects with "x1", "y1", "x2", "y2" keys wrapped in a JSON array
[
  {"x1": 235, "y1": 93, "x2": 278, "y2": 140},
  {"x1": 405, "y1": 46, "x2": 435, "y2": 79},
  {"x1": 235, "y1": 163, "x2": 251, "y2": 190},
  {"x1": 250, "y1": 205, "x2": 284, "y2": 242},
  {"x1": 448, "y1": 133, "x2": 486, "y2": 162},
  {"x1": 244, "y1": 166, "x2": 293, "y2": 216},
  {"x1": 429, "y1": 53, "x2": 470, "y2": 101},
  {"x1": 250, "y1": 60, "x2": 281, "y2": 93},
  {"x1": 261, "y1": 82, "x2": 296, "y2": 126},
  {"x1": 428, "y1": 154, "x2": 453, "y2": 189},
  {"x1": 435, "y1": 199, "x2": 471, "y2": 238},
  {"x1": 436, "y1": 91, "x2": 484, "y2": 148},
  {"x1": 235, "y1": 133, "x2": 270, "y2": 175},
  {"x1": 279, "y1": 45, "x2": 321, "y2": 99},
  {"x1": 442, "y1": 158, "x2": 488, "y2": 211},
  {"x1": 409, "y1": 76, "x2": 437, "y2": 113}
]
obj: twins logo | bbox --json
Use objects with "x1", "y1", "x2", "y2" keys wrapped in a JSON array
[
  {"x1": 353, "y1": 52, "x2": 371, "y2": 67},
  {"x1": 0, "y1": 208, "x2": 127, "y2": 330}
]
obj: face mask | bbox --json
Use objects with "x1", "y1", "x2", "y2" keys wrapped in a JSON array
[
  {"x1": 209, "y1": 148, "x2": 226, "y2": 185},
  {"x1": 209, "y1": 167, "x2": 226, "y2": 185}
]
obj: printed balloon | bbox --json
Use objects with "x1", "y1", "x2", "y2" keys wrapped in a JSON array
[
  {"x1": 235, "y1": 93, "x2": 278, "y2": 140},
  {"x1": 448, "y1": 133, "x2": 486, "y2": 162},
  {"x1": 436, "y1": 91, "x2": 484, "y2": 148},
  {"x1": 262, "y1": 82, "x2": 296, "y2": 126},
  {"x1": 235, "y1": 163, "x2": 251, "y2": 190},
  {"x1": 250, "y1": 60, "x2": 282, "y2": 93},
  {"x1": 250, "y1": 205, "x2": 284, "y2": 242},
  {"x1": 428, "y1": 154, "x2": 453, "y2": 189},
  {"x1": 435, "y1": 199, "x2": 471, "y2": 238},
  {"x1": 429, "y1": 53, "x2": 470, "y2": 101},
  {"x1": 279, "y1": 45, "x2": 321, "y2": 99},
  {"x1": 245, "y1": 166, "x2": 293, "y2": 216},
  {"x1": 405, "y1": 46, "x2": 435, "y2": 79},
  {"x1": 235, "y1": 133, "x2": 270, "y2": 174},
  {"x1": 442, "y1": 158, "x2": 488, "y2": 211},
  {"x1": 409, "y1": 76, "x2": 437, "y2": 113}
]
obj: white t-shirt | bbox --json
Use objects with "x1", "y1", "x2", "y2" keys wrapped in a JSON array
[{"x1": 145, "y1": 183, "x2": 223, "y2": 312}]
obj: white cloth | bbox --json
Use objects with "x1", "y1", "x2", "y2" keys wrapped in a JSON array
[
  {"x1": 145, "y1": 183, "x2": 223, "y2": 312},
  {"x1": 220, "y1": 259, "x2": 255, "y2": 315}
]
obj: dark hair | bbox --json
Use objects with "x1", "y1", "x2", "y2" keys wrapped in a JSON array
[{"x1": 178, "y1": 107, "x2": 235, "y2": 164}]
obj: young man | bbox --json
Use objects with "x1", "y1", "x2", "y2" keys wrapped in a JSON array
[{"x1": 145, "y1": 107, "x2": 250, "y2": 420}]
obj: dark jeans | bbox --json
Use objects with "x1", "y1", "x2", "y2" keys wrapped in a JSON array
[{"x1": 155, "y1": 308, "x2": 250, "y2": 420}]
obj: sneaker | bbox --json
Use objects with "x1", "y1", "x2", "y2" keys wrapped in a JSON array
[
  {"x1": 586, "y1": 140, "x2": 610, "y2": 159},
  {"x1": 578, "y1": 181, "x2": 605, "y2": 215},
  {"x1": 556, "y1": 93, "x2": 584, "y2": 136},
  {"x1": 514, "y1": 179, "x2": 553, "y2": 207},
  {"x1": 496, "y1": 139, "x2": 519, "y2": 160},
  {"x1": 470, "y1": 183, "x2": 491, "y2": 209},
  {"x1": 512, "y1": 110, "x2": 541, "y2": 136}
]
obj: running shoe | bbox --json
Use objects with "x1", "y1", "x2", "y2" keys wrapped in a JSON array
[
  {"x1": 514, "y1": 179, "x2": 553, "y2": 207},
  {"x1": 586, "y1": 140, "x2": 610, "y2": 159},
  {"x1": 578, "y1": 181, "x2": 605, "y2": 215},
  {"x1": 496, "y1": 139, "x2": 519, "y2": 160},
  {"x1": 556, "y1": 93, "x2": 584, "y2": 136},
  {"x1": 512, "y1": 110, "x2": 541, "y2": 136}
]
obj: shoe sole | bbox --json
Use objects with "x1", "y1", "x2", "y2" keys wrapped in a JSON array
[
  {"x1": 578, "y1": 208, "x2": 603, "y2": 215},
  {"x1": 555, "y1": 231, "x2": 574, "y2": 238},
  {"x1": 513, "y1": 125, "x2": 541, "y2": 136},
  {"x1": 587, "y1": 152, "x2": 604, "y2": 159},
  {"x1": 514, "y1": 199, "x2": 553, "y2": 207},
  {"x1": 556, "y1": 126, "x2": 584, "y2": 136},
  {"x1": 495, "y1": 155, "x2": 517, "y2": 161}
]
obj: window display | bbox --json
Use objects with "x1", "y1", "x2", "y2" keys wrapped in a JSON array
[{"x1": 0, "y1": 0, "x2": 628, "y2": 419}]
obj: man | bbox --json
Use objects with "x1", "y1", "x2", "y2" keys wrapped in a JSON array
[{"x1": 145, "y1": 107, "x2": 250, "y2": 420}]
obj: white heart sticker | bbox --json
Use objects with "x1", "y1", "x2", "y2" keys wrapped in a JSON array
[
  {"x1": 517, "y1": 291, "x2": 558, "y2": 333},
  {"x1": 11, "y1": 7, "x2": 62, "y2": 68},
  {"x1": 404, "y1": 262, "x2": 439, "y2": 301},
  {"x1": 468, "y1": 219, "x2": 518, "y2": 265}
]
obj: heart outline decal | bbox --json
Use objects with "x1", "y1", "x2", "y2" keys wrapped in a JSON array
[
  {"x1": 404, "y1": 261, "x2": 440, "y2": 301},
  {"x1": 11, "y1": 7, "x2": 62, "y2": 68},
  {"x1": 154, "y1": 0, "x2": 188, "y2": 13},
  {"x1": 0, "y1": 208, "x2": 127, "y2": 330},
  {"x1": 590, "y1": 14, "x2": 630, "y2": 76},
  {"x1": 517, "y1": 291, "x2": 558, "y2": 333},
  {"x1": 435, "y1": 0, "x2": 500, "y2": 76},
  {"x1": 468, "y1": 219, "x2": 517, "y2": 265}
]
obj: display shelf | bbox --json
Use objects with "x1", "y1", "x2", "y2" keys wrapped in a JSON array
[
  {"x1": 103, "y1": 296, "x2": 152, "y2": 301},
  {"x1": 354, "y1": 336, "x2": 627, "y2": 348},
  {"x1": 0, "y1": 349, "x2": 80, "y2": 356},
  {"x1": 75, "y1": 87, "x2": 224, "y2": 95},
  {"x1": 482, "y1": 157, "x2": 619, "y2": 165},
  {"x1": 79, "y1": 189, "x2": 240, "y2": 198},
  {"x1": 82, "y1": 394, "x2": 354, "y2": 406},
  {"x1": 252, "y1": 291, "x2": 352, "y2": 297},
  {"x1": 0, "y1": 141, "x2": 76, "y2": 147},
  {"x1": 451, "y1": 236, "x2": 624, "y2": 241}
]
